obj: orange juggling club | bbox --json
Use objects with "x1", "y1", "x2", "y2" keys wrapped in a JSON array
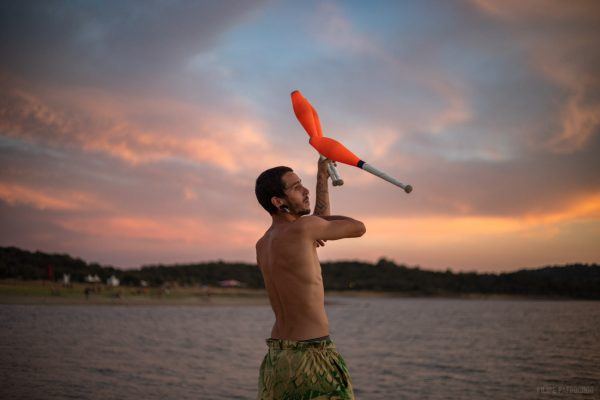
[
  {"x1": 291, "y1": 90, "x2": 322, "y2": 138},
  {"x1": 291, "y1": 90, "x2": 343, "y2": 185},
  {"x1": 291, "y1": 90, "x2": 413, "y2": 193}
]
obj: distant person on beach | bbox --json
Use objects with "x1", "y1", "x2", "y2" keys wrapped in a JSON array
[{"x1": 254, "y1": 157, "x2": 365, "y2": 399}]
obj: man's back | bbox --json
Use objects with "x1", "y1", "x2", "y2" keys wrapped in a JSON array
[
  {"x1": 256, "y1": 218, "x2": 328, "y2": 341},
  {"x1": 254, "y1": 163, "x2": 364, "y2": 399}
]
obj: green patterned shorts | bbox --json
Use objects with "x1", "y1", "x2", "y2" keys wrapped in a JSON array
[{"x1": 257, "y1": 336, "x2": 355, "y2": 400}]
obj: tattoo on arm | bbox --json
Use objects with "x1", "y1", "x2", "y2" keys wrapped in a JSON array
[{"x1": 313, "y1": 173, "x2": 330, "y2": 216}]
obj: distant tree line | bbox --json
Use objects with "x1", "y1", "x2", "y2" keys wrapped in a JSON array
[{"x1": 1, "y1": 246, "x2": 598, "y2": 299}]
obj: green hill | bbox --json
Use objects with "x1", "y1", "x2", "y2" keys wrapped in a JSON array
[{"x1": 1, "y1": 246, "x2": 598, "y2": 299}]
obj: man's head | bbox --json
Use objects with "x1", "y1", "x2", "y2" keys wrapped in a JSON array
[{"x1": 255, "y1": 166, "x2": 310, "y2": 216}]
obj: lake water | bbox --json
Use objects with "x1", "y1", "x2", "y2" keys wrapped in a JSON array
[{"x1": 1, "y1": 297, "x2": 598, "y2": 399}]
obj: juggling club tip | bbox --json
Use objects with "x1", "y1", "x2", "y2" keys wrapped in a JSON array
[
  {"x1": 290, "y1": 90, "x2": 299, "y2": 95},
  {"x1": 332, "y1": 179, "x2": 344, "y2": 186},
  {"x1": 404, "y1": 185, "x2": 413, "y2": 194}
]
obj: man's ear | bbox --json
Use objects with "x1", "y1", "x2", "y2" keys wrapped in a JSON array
[
  {"x1": 271, "y1": 196, "x2": 290, "y2": 213},
  {"x1": 271, "y1": 196, "x2": 285, "y2": 210}
]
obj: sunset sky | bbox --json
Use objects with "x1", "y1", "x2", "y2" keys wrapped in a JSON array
[{"x1": 1, "y1": 1, "x2": 599, "y2": 272}]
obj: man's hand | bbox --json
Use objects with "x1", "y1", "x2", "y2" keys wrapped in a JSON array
[
  {"x1": 317, "y1": 156, "x2": 337, "y2": 178},
  {"x1": 315, "y1": 239, "x2": 327, "y2": 247}
]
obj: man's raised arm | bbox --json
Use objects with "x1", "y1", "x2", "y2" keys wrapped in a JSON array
[
  {"x1": 313, "y1": 157, "x2": 332, "y2": 216},
  {"x1": 301, "y1": 215, "x2": 366, "y2": 241}
]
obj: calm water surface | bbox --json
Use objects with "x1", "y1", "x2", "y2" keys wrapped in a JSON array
[{"x1": 1, "y1": 297, "x2": 599, "y2": 399}]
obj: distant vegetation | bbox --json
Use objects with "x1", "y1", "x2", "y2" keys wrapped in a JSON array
[{"x1": 1, "y1": 246, "x2": 598, "y2": 299}]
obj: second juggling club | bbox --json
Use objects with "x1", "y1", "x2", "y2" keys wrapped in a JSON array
[{"x1": 291, "y1": 90, "x2": 413, "y2": 193}]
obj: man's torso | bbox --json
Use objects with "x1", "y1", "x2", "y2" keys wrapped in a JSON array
[{"x1": 256, "y1": 220, "x2": 329, "y2": 341}]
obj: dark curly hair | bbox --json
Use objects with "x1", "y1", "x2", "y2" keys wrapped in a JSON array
[{"x1": 255, "y1": 166, "x2": 293, "y2": 214}]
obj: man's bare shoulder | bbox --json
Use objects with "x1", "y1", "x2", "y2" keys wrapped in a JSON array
[
  {"x1": 284, "y1": 215, "x2": 323, "y2": 235},
  {"x1": 294, "y1": 215, "x2": 323, "y2": 227},
  {"x1": 255, "y1": 234, "x2": 266, "y2": 252},
  {"x1": 255, "y1": 235, "x2": 267, "y2": 270}
]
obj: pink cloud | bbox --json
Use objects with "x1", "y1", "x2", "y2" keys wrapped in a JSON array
[
  {"x1": 470, "y1": 0, "x2": 600, "y2": 154},
  {"x1": 0, "y1": 76, "x2": 280, "y2": 173},
  {"x1": 50, "y1": 214, "x2": 265, "y2": 258},
  {"x1": 0, "y1": 182, "x2": 111, "y2": 211}
]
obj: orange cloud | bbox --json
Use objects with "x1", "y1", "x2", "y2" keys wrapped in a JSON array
[
  {"x1": 363, "y1": 191, "x2": 600, "y2": 246},
  {"x1": 313, "y1": 191, "x2": 600, "y2": 270}
]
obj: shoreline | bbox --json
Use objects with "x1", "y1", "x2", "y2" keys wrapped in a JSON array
[{"x1": 0, "y1": 280, "x2": 591, "y2": 306}]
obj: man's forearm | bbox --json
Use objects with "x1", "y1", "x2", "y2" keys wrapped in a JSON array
[
  {"x1": 317, "y1": 215, "x2": 355, "y2": 221},
  {"x1": 313, "y1": 172, "x2": 330, "y2": 216}
]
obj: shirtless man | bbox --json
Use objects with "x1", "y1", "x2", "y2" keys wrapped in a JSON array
[{"x1": 254, "y1": 157, "x2": 365, "y2": 400}]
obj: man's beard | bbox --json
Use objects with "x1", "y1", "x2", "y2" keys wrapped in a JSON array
[
  {"x1": 289, "y1": 203, "x2": 311, "y2": 216},
  {"x1": 297, "y1": 208, "x2": 311, "y2": 216}
]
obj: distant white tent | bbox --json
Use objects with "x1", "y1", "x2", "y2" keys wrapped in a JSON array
[
  {"x1": 106, "y1": 275, "x2": 120, "y2": 287},
  {"x1": 85, "y1": 274, "x2": 101, "y2": 283}
]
